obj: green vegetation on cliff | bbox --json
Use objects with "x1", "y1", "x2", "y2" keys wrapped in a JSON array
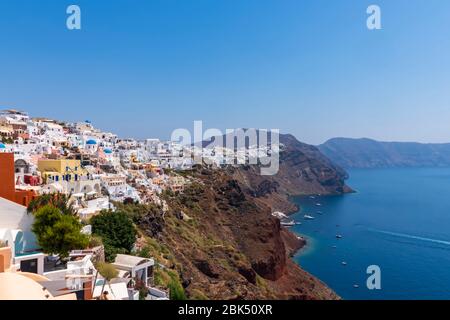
[{"x1": 90, "y1": 210, "x2": 137, "y2": 262}]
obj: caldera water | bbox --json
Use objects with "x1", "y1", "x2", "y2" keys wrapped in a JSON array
[{"x1": 292, "y1": 168, "x2": 450, "y2": 300}]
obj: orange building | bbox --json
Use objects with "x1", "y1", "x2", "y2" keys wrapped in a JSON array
[{"x1": 0, "y1": 153, "x2": 36, "y2": 207}]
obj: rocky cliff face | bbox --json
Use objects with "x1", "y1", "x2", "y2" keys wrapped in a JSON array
[
  {"x1": 232, "y1": 133, "x2": 352, "y2": 214},
  {"x1": 278, "y1": 134, "x2": 351, "y2": 194},
  {"x1": 150, "y1": 167, "x2": 339, "y2": 299}
]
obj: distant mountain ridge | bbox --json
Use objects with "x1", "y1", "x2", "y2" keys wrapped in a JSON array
[
  {"x1": 318, "y1": 138, "x2": 450, "y2": 169},
  {"x1": 201, "y1": 130, "x2": 352, "y2": 196}
]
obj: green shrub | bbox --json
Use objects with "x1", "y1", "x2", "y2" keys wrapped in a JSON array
[
  {"x1": 91, "y1": 210, "x2": 137, "y2": 262},
  {"x1": 168, "y1": 278, "x2": 187, "y2": 300}
]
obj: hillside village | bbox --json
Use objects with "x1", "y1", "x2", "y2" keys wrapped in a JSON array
[
  {"x1": 0, "y1": 109, "x2": 192, "y2": 300},
  {"x1": 0, "y1": 108, "x2": 278, "y2": 300},
  {"x1": 0, "y1": 108, "x2": 352, "y2": 301}
]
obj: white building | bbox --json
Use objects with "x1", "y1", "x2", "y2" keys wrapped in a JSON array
[
  {"x1": 0, "y1": 197, "x2": 45, "y2": 275},
  {"x1": 85, "y1": 139, "x2": 98, "y2": 153}
]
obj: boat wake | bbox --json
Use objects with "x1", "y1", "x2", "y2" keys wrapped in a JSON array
[{"x1": 369, "y1": 229, "x2": 450, "y2": 247}]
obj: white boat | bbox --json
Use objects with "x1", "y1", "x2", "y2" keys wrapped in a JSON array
[
  {"x1": 341, "y1": 261, "x2": 347, "y2": 266},
  {"x1": 315, "y1": 203, "x2": 322, "y2": 207},
  {"x1": 336, "y1": 234, "x2": 343, "y2": 239},
  {"x1": 281, "y1": 220, "x2": 296, "y2": 227},
  {"x1": 304, "y1": 215, "x2": 315, "y2": 220}
]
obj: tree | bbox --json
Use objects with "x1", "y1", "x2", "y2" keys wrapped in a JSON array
[
  {"x1": 91, "y1": 210, "x2": 137, "y2": 262},
  {"x1": 96, "y1": 262, "x2": 119, "y2": 300},
  {"x1": 32, "y1": 205, "x2": 89, "y2": 258}
]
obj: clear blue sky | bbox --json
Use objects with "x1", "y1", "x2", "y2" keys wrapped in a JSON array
[{"x1": 1, "y1": 0, "x2": 450, "y2": 144}]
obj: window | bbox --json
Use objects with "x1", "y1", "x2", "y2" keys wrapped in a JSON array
[{"x1": 20, "y1": 259, "x2": 38, "y2": 274}]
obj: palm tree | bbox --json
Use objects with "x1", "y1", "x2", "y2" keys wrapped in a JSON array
[
  {"x1": 95, "y1": 262, "x2": 119, "y2": 300},
  {"x1": 28, "y1": 193, "x2": 77, "y2": 216}
]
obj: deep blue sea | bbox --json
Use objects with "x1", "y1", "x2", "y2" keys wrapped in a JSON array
[{"x1": 292, "y1": 168, "x2": 450, "y2": 300}]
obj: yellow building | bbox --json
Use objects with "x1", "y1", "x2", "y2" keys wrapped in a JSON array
[{"x1": 38, "y1": 159, "x2": 88, "y2": 183}]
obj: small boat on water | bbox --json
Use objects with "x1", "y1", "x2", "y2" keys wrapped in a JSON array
[
  {"x1": 304, "y1": 215, "x2": 315, "y2": 220},
  {"x1": 336, "y1": 234, "x2": 343, "y2": 239},
  {"x1": 316, "y1": 211, "x2": 323, "y2": 215},
  {"x1": 295, "y1": 222, "x2": 302, "y2": 225},
  {"x1": 309, "y1": 196, "x2": 315, "y2": 199},
  {"x1": 341, "y1": 261, "x2": 347, "y2": 266},
  {"x1": 281, "y1": 220, "x2": 296, "y2": 227},
  {"x1": 353, "y1": 284, "x2": 360, "y2": 289},
  {"x1": 315, "y1": 203, "x2": 322, "y2": 207}
]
